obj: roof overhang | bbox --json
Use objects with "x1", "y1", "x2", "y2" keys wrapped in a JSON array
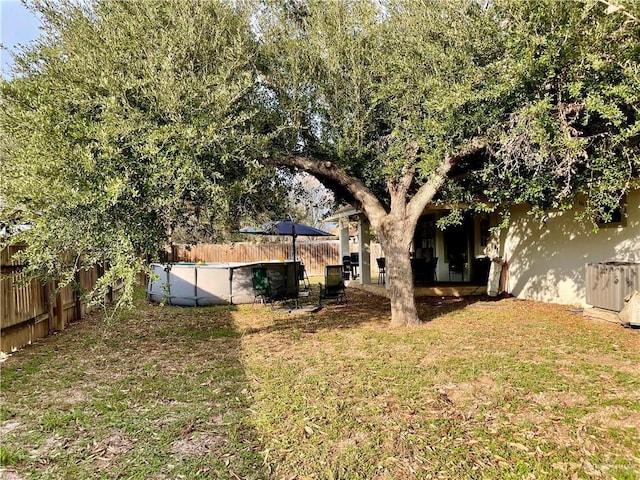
[{"x1": 324, "y1": 206, "x2": 362, "y2": 221}]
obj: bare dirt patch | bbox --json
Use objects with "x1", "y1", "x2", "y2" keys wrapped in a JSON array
[
  {"x1": 433, "y1": 374, "x2": 502, "y2": 406},
  {"x1": 169, "y1": 433, "x2": 227, "y2": 457},
  {"x1": 0, "y1": 468, "x2": 25, "y2": 480},
  {"x1": 91, "y1": 433, "x2": 136, "y2": 468}
]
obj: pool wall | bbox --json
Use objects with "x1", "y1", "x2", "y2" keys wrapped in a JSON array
[{"x1": 147, "y1": 261, "x2": 299, "y2": 306}]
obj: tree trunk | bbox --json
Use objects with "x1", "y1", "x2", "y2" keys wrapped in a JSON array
[
  {"x1": 379, "y1": 216, "x2": 420, "y2": 327},
  {"x1": 274, "y1": 152, "x2": 463, "y2": 327}
]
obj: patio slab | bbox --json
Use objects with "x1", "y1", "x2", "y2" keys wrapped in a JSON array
[
  {"x1": 347, "y1": 282, "x2": 487, "y2": 298},
  {"x1": 271, "y1": 305, "x2": 322, "y2": 315}
]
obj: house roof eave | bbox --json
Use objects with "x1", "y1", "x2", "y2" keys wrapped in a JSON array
[{"x1": 324, "y1": 206, "x2": 363, "y2": 221}]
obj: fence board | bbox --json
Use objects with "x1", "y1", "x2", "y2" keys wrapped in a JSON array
[
  {"x1": 1, "y1": 246, "x2": 121, "y2": 353},
  {"x1": 170, "y1": 241, "x2": 384, "y2": 277}
]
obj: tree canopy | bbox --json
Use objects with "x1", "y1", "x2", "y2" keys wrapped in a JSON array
[
  {"x1": 479, "y1": 0, "x2": 640, "y2": 223},
  {"x1": 1, "y1": 0, "x2": 288, "y2": 303},
  {"x1": 1, "y1": 0, "x2": 638, "y2": 325},
  {"x1": 257, "y1": 0, "x2": 639, "y2": 325}
]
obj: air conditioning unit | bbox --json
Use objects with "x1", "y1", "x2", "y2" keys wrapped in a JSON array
[{"x1": 585, "y1": 262, "x2": 640, "y2": 312}]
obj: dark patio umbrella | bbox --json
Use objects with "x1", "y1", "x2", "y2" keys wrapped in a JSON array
[{"x1": 240, "y1": 220, "x2": 334, "y2": 267}]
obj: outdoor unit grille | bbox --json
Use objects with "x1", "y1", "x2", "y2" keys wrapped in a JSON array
[{"x1": 585, "y1": 262, "x2": 640, "y2": 312}]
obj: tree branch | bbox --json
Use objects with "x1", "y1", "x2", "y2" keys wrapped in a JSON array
[
  {"x1": 406, "y1": 142, "x2": 486, "y2": 223},
  {"x1": 385, "y1": 141, "x2": 420, "y2": 214},
  {"x1": 597, "y1": 0, "x2": 640, "y2": 23},
  {"x1": 387, "y1": 166, "x2": 416, "y2": 213},
  {"x1": 266, "y1": 155, "x2": 389, "y2": 227}
]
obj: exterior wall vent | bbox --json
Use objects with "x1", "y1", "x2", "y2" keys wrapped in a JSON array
[{"x1": 585, "y1": 262, "x2": 640, "y2": 312}]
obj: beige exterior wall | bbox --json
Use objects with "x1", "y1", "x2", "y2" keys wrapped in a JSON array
[{"x1": 500, "y1": 189, "x2": 640, "y2": 306}]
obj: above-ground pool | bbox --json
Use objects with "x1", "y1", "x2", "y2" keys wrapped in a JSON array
[{"x1": 147, "y1": 261, "x2": 299, "y2": 306}]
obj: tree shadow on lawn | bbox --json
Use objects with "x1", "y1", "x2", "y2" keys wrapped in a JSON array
[
  {"x1": 242, "y1": 287, "x2": 500, "y2": 336},
  {"x1": 0, "y1": 302, "x2": 268, "y2": 480},
  {"x1": 415, "y1": 292, "x2": 507, "y2": 323}
]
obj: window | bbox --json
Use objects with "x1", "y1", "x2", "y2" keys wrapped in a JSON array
[{"x1": 597, "y1": 196, "x2": 627, "y2": 228}]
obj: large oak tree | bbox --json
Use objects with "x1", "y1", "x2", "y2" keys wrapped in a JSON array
[
  {"x1": 258, "y1": 0, "x2": 639, "y2": 326},
  {"x1": 258, "y1": 0, "x2": 507, "y2": 325}
]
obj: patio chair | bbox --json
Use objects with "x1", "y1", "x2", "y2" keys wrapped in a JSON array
[
  {"x1": 342, "y1": 256, "x2": 353, "y2": 281},
  {"x1": 411, "y1": 257, "x2": 428, "y2": 285},
  {"x1": 426, "y1": 257, "x2": 438, "y2": 284},
  {"x1": 376, "y1": 257, "x2": 386, "y2": 284},
  {"x1": 298, "y1": 262, "x2": 312, "y2": 297},
  {"x1": 252, "y1": 266, "x2": 290, "y2": 307},
  {"x1": 251, "y1": 267, "x2": 270, "y2": 304},
  {"x1": 350, "y1": 252, "x2": 360, "y2": 279},
  {"x1": 319, "y1": 265, "x2": 347, "y2": 304},
  {"x1": 267, "y1": 268, "x2": 289, "y2": 306}
]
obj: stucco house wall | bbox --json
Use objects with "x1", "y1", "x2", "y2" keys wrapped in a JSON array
[{"x1": 500, "y1": 189, "x2": 640, "y2": 307}]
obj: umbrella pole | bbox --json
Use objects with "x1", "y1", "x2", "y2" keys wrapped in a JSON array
[
  {"x1": 292, "y1": 237, "x2": 297, "y2": 275},
  {"x1": 292, "y1": 225, "x2": 298, "y2": 308}
]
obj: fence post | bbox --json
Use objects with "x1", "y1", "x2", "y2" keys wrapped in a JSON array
[
  {"x1": 106, "y1": 264, "x2": 114, "y2": 304},
  {"x1": 45, "y1": 281, "x2": 55, "y2": 334},
  {"x1": 1, "y1": 272, "x2": 15, "y2": 330},
  {"x1": 54, "y1": 281, "x2": 65, "y2": 331},
  {"x1": 74, "y1": 270, "x2": 82, "y2": 321}
]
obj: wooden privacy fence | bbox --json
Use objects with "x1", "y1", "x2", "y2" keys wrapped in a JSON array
[
  {"x1": 1, "y1": 241, "x2": 384, "y2": 352},
  {"x1": 1, "y1": 245, "x2": 119, "y2": 354},
  {"x1": 169, "y1": 240, "x2": 384, "y2": 277}
]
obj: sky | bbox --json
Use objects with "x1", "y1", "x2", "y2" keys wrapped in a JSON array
[{"x1": 1, "y1": 0, "x2": 42, "y2": 77}]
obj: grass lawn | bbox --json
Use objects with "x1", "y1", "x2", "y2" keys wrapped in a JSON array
[{"x1": 1, "y1": 287, "x2": 639, "y2": 479}]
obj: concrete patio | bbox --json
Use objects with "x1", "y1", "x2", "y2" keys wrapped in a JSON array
[{"x1": 347, "y1": 281, "x2": 487, "y2": 298}]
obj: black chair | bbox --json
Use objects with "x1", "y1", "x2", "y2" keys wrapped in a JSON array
[
  {"x1": 376, "y1": 257, "x2": 386, "y2": 284},
  {"x1": 426, "y1": 257, "x2": 438, "y2": 284},
  {"x1": 251, "y1": 266, "x2": 289, "y2": 308},
  {"x1": 472, "y1": 256, "x2": 491, "y2": 285},
  {"x1": 298, "y1": 263, "x2": 311, "y2": 292},
  {"x1": 411, "y1": 257, "x2": 428, "y2": 285},
  {"x1": 267, "y1": 267, "x2": 290, "y2": 304},
  {"x1": 342, "y1": 256, "x2": 353, "y2": 280},
  {"x1": 319, "y1": 265, "x2": 347, "y2": 304},
  {"x1": 350, "y1": 252, "x2": 360, "y2": 279}
]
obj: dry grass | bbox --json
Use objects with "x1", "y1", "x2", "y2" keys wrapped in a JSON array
[{"x1": 1, "y1": 288, "x2": 639, "y2": 479}]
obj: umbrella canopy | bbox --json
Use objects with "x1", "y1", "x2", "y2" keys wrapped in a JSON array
[
  {"x1": 240, "y1": 221, "x2": 334, "y2": 238},
  {"x1": 240, "y1": 220, "x2": 334, "y2": 300}
]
